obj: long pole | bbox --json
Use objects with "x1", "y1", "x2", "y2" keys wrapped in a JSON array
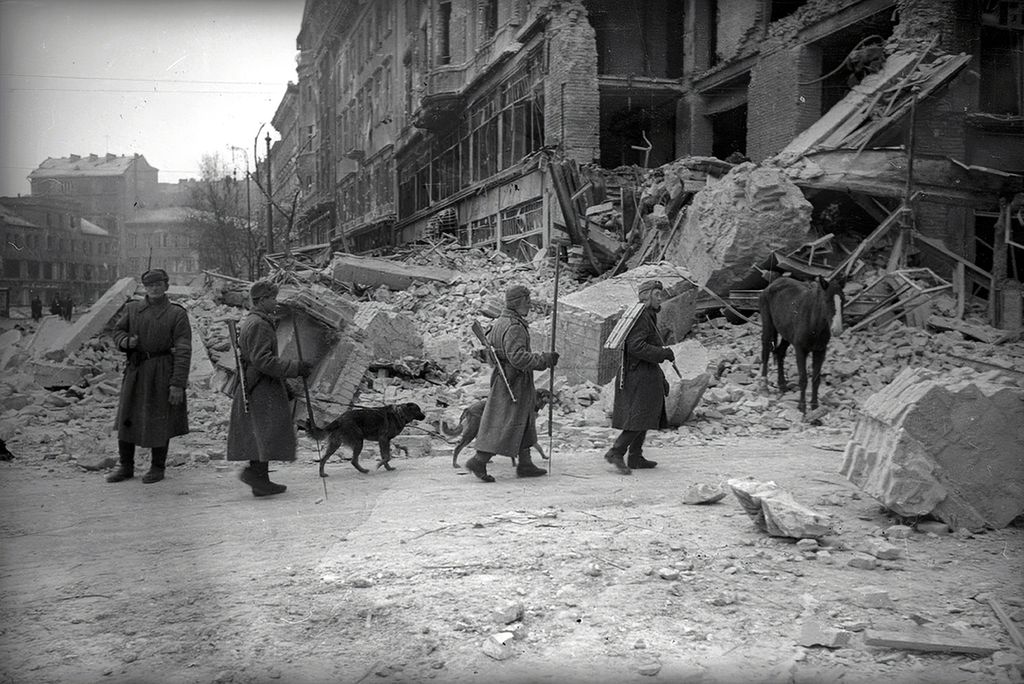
[
  {"x1": 265, "y1": 132, "x2": 274, "y2": 257},
  {"x1": 245, "y1": 157, "x2": 253, "y2": 280},
  {"x1": 547, "y1": 244, "x2": 562, "y2": 475},
  {"x1": 290, "y1": 312, "x2": 326, "y2": 501}
]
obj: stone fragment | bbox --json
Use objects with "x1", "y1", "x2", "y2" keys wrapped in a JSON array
[
  {"x1": 795, "y1": 539, "x2": 819, "y2": 551},
  {"x1": 507, "y1": 622, "x2": 528, "y2": 641},
  {"x1": 658, "y1": 568, "x2": 680, "y2": 580},
  {"x1": 490, "y1": 600, "x2": 524, "y2": 625},
  {"x1": 354, "y1": 302, "x2": 424, "y2": 361},
  {"x1": 841, "y1": 367, "x2": 1024, "y2": 529},
  {"x1": 482, "y1": 632, "x2": 514, "y2": 660},
  {"x1": 864, "y1": 538, "x2": 902, "y2": 560},
  {"x1": 847, "y1": 554, "x2": 877, "y2": 570},
  {"x1": 727, "y1": 478, "x2": 832, "y2": 538},
  {"x1": 850, "y1": 586, "x2": 893, "y2": 608},
  {"x1": 75, "y1": 453, "x2": 117, "y2": 471},
  {"x1": 798, "y1": 621, "x2": 852, "y2": 648},
  {"x1": 916, "y1": 521, "x2": 950, "y2": 535},
  {"x1": 637, "y1": 659, "x2": 662, "y2": 676},
  {"x1": 681, "y1": 482, "x2": 727, "y2": 505},
  {"x1": 883, "y1": 525, "x2": 913, "y2": 539}
]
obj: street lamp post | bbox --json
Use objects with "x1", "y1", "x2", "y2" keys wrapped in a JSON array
[{"x1": 265, "y1": 132, "x2": 274, "y2": 258}]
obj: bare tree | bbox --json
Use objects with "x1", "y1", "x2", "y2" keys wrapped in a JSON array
[{"x1": 185, "y1": 153, "x2": 258, "y2": 278}]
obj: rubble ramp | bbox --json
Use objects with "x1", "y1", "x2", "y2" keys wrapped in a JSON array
[{"x1": 841, "y1": 367, "x2": 1024, "y2": 530}]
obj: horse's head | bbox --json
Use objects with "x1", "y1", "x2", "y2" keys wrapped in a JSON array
[{"x1": 817, "y1": 275, "x2": 846, "y2": 335}]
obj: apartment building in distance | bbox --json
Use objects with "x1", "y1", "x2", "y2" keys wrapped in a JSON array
[
  {"x1": 282, "y1": 0, "x2": 1022, "y2": 282},
  {"x1": 0, "y1": 196, "x2": 119, "y2": 308}
]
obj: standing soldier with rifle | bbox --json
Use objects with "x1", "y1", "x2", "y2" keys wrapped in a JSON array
[
  {"x1": 225, "y1": 280, "x2": 313, "y2": 497},
  {"x1": 464, "y1": 284, "x2": 559, "y2": 483}
]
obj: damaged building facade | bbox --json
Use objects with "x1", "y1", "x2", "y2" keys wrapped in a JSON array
[{"x1": 281, "y1": 0, "x2": 1021, "y2": 305}]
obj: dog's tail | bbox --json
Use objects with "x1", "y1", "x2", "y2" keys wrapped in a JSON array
[{"x1": 439, "y1": 409, "x2": 468, "y2": 438}]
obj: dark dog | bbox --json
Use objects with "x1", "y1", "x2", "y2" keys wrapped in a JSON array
[
  {"x1": 305, "y1": 402, "x2": 425, "y2": 476},
  {"x1": 443, "y1": 389, "x2": 553, "y2": 468}
]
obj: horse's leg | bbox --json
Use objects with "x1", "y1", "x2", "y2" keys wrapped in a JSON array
[
  {"x1": 810, "y1": 347, "x2": 826, "y2": 410},
  {"x1": 774, "y1": 339, "x2": 790, "y2": 394},
  {"x1": 760, "y1": 307, "x2": 775, "y2": 390},
  {"x1": 794, "y1": 346, "x2": 808, "y2": 413}
]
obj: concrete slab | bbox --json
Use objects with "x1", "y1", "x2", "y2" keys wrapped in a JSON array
[
  {"x1": 36, "y1": 278, "x2": 137, "y2": 362},
  {"x1": 327, "y1": 253, "x2": 459, "y2": 290}
]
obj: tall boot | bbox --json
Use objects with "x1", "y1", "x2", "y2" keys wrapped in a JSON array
[
  {"x1": 516, "y1": 449, "x2": 547, "y2": 478},
  {"x1": 239, "y1": 460, "x2": 286, "y2": 497},
  {"x1": 142, "y1": 446, "x2": 167, "y2": 484},
  {"x1": 106, "y1": 441, "x2": 135, "y2": 483},
  {"x1": 464, "y1": 451, "x2": 495, "y2": 483},
  {"x1": 261, "y1": 461, "x2": 287, "y2": 496}
]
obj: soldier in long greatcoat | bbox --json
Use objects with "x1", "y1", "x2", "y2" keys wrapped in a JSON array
[
  {"x1": 226, "y1": 280, "x2": 312, "y2": 497},
  {"x1": 108, "y1": 268, "x2": 192, "y2": 484},
  {"x1": 465, "y1": 284, "x2": 558, "y2": 483},
  {"x1": 604, "y1": 279, "x2": 675, "y2": 475}
]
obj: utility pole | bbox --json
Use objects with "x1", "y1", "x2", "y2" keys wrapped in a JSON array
[{"x1": 265, "y1": 132, "x2": 274, "y2": 257}]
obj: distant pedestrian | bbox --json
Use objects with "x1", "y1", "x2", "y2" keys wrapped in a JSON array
[
  {"x1": 226, "y1": 279, "x2": 313, "y2": 497},
  {"x1": 30, "y1": 293, "x2": 42, "y2": 322},
  {"x1": 107, "y1": 269, "x2": 192, "y2": 484},
  {"x1": 603, "y1": 280, "x2": 675, "y2": 474},
  {"x1": 464, "y1": 284, "x2": 558, "y2": 483},
  {"x1": 49, "y1": 295, "x2": 61, "y2": 316},
  {"x1": 61, "y1": 293, "x2": 73, "y2": 321}
]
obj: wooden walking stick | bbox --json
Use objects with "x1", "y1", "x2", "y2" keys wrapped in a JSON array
[
  {"x1": 290, "y1": 312, "x2": 327, "y2": 501},
  {"x1": 547, "y1": 240, "x2": 564, "y2": 475}
]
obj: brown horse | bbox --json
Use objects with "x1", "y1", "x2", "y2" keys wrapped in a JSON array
[{"x1": 759, "y1": 275, "x2": 845, "y2": 413}]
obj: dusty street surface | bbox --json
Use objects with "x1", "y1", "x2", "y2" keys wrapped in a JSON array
[{"x1": 2, "y1": 431, "x2": 1021, "y2": 684}]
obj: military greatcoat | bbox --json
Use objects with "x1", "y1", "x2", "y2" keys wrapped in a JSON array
[
  {"x1": 113, "y1": 296, "x2": 192, "y2": 447},
  {"x1": 611, "y1": 307, "x2": 670, "y2": 431},
  {"x1": 475, "y1": 308, "x2": 551, "y2": 457},
  {"x1": 226, "y1": 309, "x2": 303, "y2": 462}
]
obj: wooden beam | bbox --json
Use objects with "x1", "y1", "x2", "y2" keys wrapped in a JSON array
[
  {"x1": 833, "y1": 206, "x2": 906, "y2": 278},
  {"x1": 988, "y1": 597, "x2": 1024, "y2": 651},
  {"x1": 953, "y1": 262, "x2": 965, "y2": 319},
  {"x1": 863, "y1": 628, "x2": 1000, "y2": 656}
]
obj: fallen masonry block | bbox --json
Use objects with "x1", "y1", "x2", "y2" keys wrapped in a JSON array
[
  {"x1": 681, "y1": 483, "x2": 727, "y2": 505},
  {"x1": 490, "y1": 600, "x2": 524, "y2": 625},
  {"x1": 29, "y1": 359, "x2": 88, "y2": 389},
  {"x1": 841, "y1": 366, "x2": 1024, "y2": 529},
  {"x1": 354, "y1": 302, "x2": 423, "y2": 361},
  {"x1": 850, "y1": 586, "x2": 894, "y2": 608},
  {"x1": 664, "y1": 164, "x2": 812, "y2": 296},
  {"x1": 278, "y1": 282, "x2": 357, "y2": 331},
  {"x1": 863, "y1": 538, "x2": 902, "y2": 560},
  {"x1": 727, "y1": 478, "x2": 832, "y2": 539},
  {"x1": 863, "y1": 627, "x2": 1000, "y2": 656},
  {"x1": 799, "y1": 621, "x2": 852, "y2": 648},
  {"x1": 38, "y1": 277, "x2": 137, "y2": 361},
  {"x1": 327, "y1": 253, "x2": 459, "y2": 290},
  {"x1": 482, "y1": 632, "x2": 514, "y2": 660}
]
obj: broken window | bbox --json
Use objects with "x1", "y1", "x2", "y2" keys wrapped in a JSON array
[
  {"x1": 589, "y1": 0, "x2": 686, "y2": 78},
  {"x1": 481, "y1": 0, "x2": 498, "y2": 41},
  {"x1": 500, "y1": 198, "x2": 543, "y2": 239},
  {"x1": 710, "y1": 103, "x2": 747, "y2": 161},
  {"x1": 464, "y1": 214, "x2": 497, "y2": 247},
  {"x1": 979, "y1": 25, "x2": 1024, "y2": 115},
  {"x1": 438, "y1": 1, "x2": 452, "y2": 65}
]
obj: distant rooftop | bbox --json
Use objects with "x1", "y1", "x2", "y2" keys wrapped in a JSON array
[
  {"x1": 29, "y1": 153, "x2": 157, "y2": 179},
  {"x1": 0, "y1": 204, "x2": 38, "y2": 228}
]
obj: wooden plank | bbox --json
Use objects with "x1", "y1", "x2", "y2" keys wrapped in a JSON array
[
  {"x1": 913, "y1": 231, "x2": 993, "y2": 279},
  {"x1": 988, "y1": 598, "x2": 1024, "y2": 651},
  {"x1": 863, "y1": 628, "x2": 1000, "y2": 656},
  {"x1": 927, "y1": 315, "x2": 1021, "y2": 344},
  {"x1": 833, "y1": 207, "x2": 906, "y2": 278},
  {"x1": 953, "y1": 263, "x2": 965, "y2": 319}
]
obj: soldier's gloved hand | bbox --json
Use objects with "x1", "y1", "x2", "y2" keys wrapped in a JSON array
[
  {"x1": 169, "y1": 386, "x2": 184, "y2": 405},
  {"x1": 663, "y1": 347, "x2": 675, "y2": 362},
  {"x1": 297, "y1": 360, "x2": 315, "y2": 378},
  {"x1": 127, "y1": 335, "x2": 139, "y2": 349},
  {"x1": 543, "y1": 351, "x2": 560, "y2": 368}
]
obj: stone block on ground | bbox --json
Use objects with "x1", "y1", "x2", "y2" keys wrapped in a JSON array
[
  {"x1": 37, "y1": 277, "x2": 137, "y2": 362},
  {"x1": 424, "y1": 333, "x2": 463, "y2": 373},
  {"x1": 799, "y1": 621, "x2": 852, "y2": 648},
  {"x1": 727, "y1": 478, "x2": 832, "y2": 538},
  {"x1": 841, "y1": 366, "x2": 1024, "y2": 529},
  {"x1": 29, "y1": 359, "x2": 88, "y2": 389},
  {"x1": 354, "y1": 302, "x2": 423, "y2": 361},
  {"x1": 482, "y1": 632, "x2": 514, "y2": 660},
  {"x1": 681, "y1": 482, "x2": 727, "y2": 504},
  {"x1": 664, "y1": 164, "x2": 812, "y2": 296}
]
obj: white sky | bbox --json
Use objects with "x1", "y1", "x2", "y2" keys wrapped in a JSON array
[{"x1": 0, "y1": 0, "x2": 306, "y2": 196}]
